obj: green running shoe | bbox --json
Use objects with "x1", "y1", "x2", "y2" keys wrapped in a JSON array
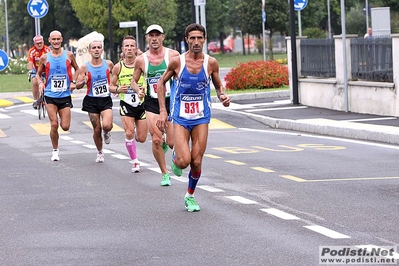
[
  {"x1": 162, "y1": 141, "x2": 169, "y2": 154},
  {"x1": 185, "y1": 197, "x2": 200, "y2": 212},
  {"x1": 171, "y1": 152, "x2": 183, "y2": 177},
  {"x1": 161, "y1": 173, "x2": 171, "y2": 186}
]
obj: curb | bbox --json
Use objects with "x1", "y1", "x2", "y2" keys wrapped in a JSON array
[
  {"x1": 211, "y1": 90, "x2": 290, "y2": 103},
  {"x1": 240, "y1": 112, "x2": 399, "y2": 145}
]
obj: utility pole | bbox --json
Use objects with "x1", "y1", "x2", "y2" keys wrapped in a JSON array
[{"x1": 107, "y1": 0, "x2": 114, "y2": 62}]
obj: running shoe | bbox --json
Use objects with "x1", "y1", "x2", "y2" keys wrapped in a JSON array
[
  {"x1": 32, "y1": 100, "x2": 38, "y2": 110},
  {"x1": 51, "y1": 150, "x2": 59, "y2": 161},
  {"x1": 161, "y1": 173, "x2": 171, "y2": 186},
  {"x1": 185, "y1": 197, "x2": 200, "y2": 212},
  {"x1": 161, "y1": 132, "x2": 168, "y2": 153},
  {"x1": 103, "y1": 131, "x2": 111, "y2": 144},
  {"x1": 171, "y1": 151, "x2": 182, "y2": 177},
  {"x1": 95, "y1": 152, "x2": 104, "y2": 163},
  {"x1": 131, "y1": 161, "x2": 140, "y2": 173},
  {"x1": 162, "y1": 142, "x2": 169, "y2": 154}
]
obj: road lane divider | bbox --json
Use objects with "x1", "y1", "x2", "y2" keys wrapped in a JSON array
[
  {"x1": 251, "y1": 167, "x2": 275, "y2": 173},
  {"x1": 304, "y1": 225, "x2": 351, "y2": 239},
  {"x1": 260, "y1": 208, "x2": 300, "y2": 220}
]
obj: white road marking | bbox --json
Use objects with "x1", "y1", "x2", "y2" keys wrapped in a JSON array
[
  {"x1": 20, "y1": 110, "x2": 38, "y2": 116},
  {"x1": 171, "y1": 176, "x2": 187, "y2": 182},
  {"x1": 197, "y1": 185, "x2": 224, "y2": 192},
  {"x1": 304, "y1": 225, "x2": 350, "y2": 239},
  {"x1": 0, "y1": 113, "x2": 11, "y2": 119},
  {"x1": 71, "y1": 109, "x2": 87, "y2": 114},
  {"x1": 239, "y1": 128, "x2": 399, "y2": 150},
  {"x1": 346, "y1": 117, "x2": 397, "y2": 122},
  {"x1": 148, "y1": 167, "x2": 162, "y2": 174},
  {"x1": 260, "y1": 208, "x2": 300, "y2": 220},
  {"x1": 225, "y1": 196, "x2": 258, "y2": 204},
  {"x1": 60, "y1": 136, "x2": 73, "y2": 140},
  {"x1": 70, "y1": 140, "x2": 85, "y2": 144},
  {"x1": 83, "y1": 144, "x2": 96, "y2": 149},
  {"x1": 245, "y1": 106, "x2": 308, "y2": 113},
  {"x1": 111, "y1": 154, "x2": 130, "y2": 159}
]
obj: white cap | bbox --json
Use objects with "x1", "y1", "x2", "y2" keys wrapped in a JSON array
[{"x1": 146, "y1": 24, "x2": 164, "y2": 34}]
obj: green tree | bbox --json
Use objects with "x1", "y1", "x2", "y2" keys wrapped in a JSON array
[
  {"x1": 346, "y1": 3, "x2": 366, "y2": 36},
  {"x1": 265, "y1": 0, "x2": 289, "y2": 59}
]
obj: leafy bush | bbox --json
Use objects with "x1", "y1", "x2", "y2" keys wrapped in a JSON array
[
  {"x1": 302, "y1": 27, "x2": 326, "y2": 39},
  {"x1": 276, "y1": 58, "x2": 288, "y2": 65},
  {"x1": 224, "y1": 60, "x2": 289, "y2": 90},
  {"x1": 0, "y1": 57, "x2": 27, "y2": 75}
]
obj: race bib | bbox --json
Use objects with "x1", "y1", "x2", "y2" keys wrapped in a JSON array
[
  {"x1": 179, "y1": 94, "x2": 204, "y2": 120},
  {"x1": 147, "y1": 76, "x2": 170, "y2": 98},
  {"x1": 122, "y1": 88, "x2": 141, "y2": 107},
  {"x1": 92, "y1": 79, "x2": 109, "y2": 97},
  {"x1": 50, "y1": 75, "x2": 67, "y2": 92}
]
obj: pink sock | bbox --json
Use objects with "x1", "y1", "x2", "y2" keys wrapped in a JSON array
[{"x1": 125, "y1": 139, "x2": 137, "y2": 160}]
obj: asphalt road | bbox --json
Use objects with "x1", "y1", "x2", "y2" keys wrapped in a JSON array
[{"x1": 0, "y1": 97, "x2": 398, "y2": 265}]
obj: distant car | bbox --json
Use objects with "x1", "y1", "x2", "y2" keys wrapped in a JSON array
[{"x1": 207, "y1": 42, "x2": 232, "y2": 54}]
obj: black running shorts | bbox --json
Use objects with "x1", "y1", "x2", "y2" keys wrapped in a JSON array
[
  {"x1": 44, "y1": 95, "x2": 73, "y2": 110},
  {"x1": 119, "y1": 100, "x2": 146, "y2": 120},
  {"x1": 143, "y1": 96, "x2": 170, "y2": 115},
  {"x1": 82, "y1": 95, "x2": 113, "y2": 114}
]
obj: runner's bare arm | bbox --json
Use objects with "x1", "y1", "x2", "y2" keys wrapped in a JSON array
[
  {"x1": 110, "y1": 62, "x2": 121, "y2": 94},
  {"x1": 73, "y1": 65, "x2": 87, "y2": 90},
  {"x1": 156, "y1": 57, "x2": 180, "y2": 131},
  {"x1": 36, "y1": 54, "x2": 47, "y2": 95},
  {"x1": 130, "y1": 55, "x2": 144, "y2": 94},
  {"x1": 209, "y1": 57, "x2": 230, "y2": 107}
]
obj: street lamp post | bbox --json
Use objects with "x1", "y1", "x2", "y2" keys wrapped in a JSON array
[
  {"x1": 1, "y1": 0, "x2": 10, "y2": 56},
  {"x1": 327, "y1": 0, "x2": 332, "y2": 38},
  {"x1": 107, "y1": 0, "x2": 115, "y2": 62}
]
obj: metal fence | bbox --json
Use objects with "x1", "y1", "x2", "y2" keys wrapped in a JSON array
[
  {"x1": 350, "y1": 37, "x2": 393, "y2": 82},
  {"x1": 300, "y1": 38, "x2": 335, "y2": 78}
]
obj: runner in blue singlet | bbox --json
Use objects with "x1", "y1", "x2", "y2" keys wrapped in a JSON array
[{"x1": 156, "y1": 23, "x2": 230, "y2": 212}]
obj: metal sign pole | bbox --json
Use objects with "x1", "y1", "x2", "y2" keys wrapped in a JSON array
[
  {"x1": 35, "y1": 18, "x2": 41, "y2": 35},
  {"x1": 298, "y1": 11, "x2": 302, "y2": 36},
  {"x1": 4, "y1": 0, "x2": 10, "y2": 56},
  {"x1": 262, "y1": 0, "x2": 266, "y2": 61}
]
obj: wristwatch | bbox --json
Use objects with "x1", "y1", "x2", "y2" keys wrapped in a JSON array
[{"x1": 71, "y1": 80, "x2": 77, "y2": 84}]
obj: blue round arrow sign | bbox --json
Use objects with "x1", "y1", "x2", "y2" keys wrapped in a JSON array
[
  {"x1": 27, "y1": 0, "x2": 49, "y2": 19},
  {"x1": 294, "y1": 0, "x2": 308, "y2": 11},
  {"x1": 0, "y1": 49, "x2": 9, "y2": 72}
]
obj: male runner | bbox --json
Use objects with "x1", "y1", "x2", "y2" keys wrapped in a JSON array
[
  {"x1": 111, "y1": 36, "x2": 147, "y2": 172},
  {"x1": 156, "y1": 23, "x2": 230, "y2": 212},
  {"x1": 74, "y1": 40, "x2": 114, "y2": 163},
  {"x1": 131, "y1": 25, "x2": 180, "y2": 185},
  {"x1": 36, "y1": 30, "x2": 79, "y2": 161}
]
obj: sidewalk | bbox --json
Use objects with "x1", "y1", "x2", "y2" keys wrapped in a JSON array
[
  {"x1": 1, "y1": 90, "x2": 399, "y2": 145},
  {"x1": 216, "y1": 91, "x2": 399, "y2": 145}
]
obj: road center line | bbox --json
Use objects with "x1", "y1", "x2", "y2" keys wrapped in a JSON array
[
  {"x1": 260, "y1": 208, "x2": 300, "y2": 220},
  {"x1": 225, "y1": 196, "x2": 258, "y2": 204},
  {"x1": 304, "y1": 225, "x2": 351, "y2": 239},
  {"x1": 197, "y1": 185, "x2": 224, "y2": 192}
]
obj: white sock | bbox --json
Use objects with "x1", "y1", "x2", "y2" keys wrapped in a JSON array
[{"x1": 185, "y1": 192, "x2": 194, "y2": 198}]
